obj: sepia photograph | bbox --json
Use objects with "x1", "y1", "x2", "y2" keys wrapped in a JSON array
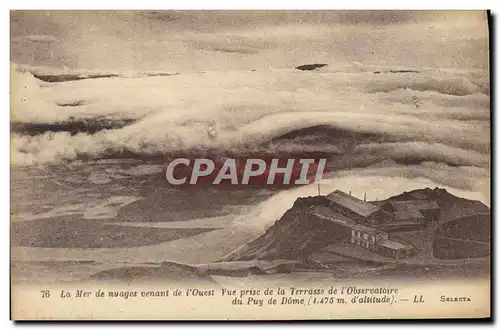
[{"x1": 9, "y1": 10, "x2": 491, "y2": 320}]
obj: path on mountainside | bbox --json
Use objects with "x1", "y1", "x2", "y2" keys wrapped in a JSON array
[{"x1": 434, "y1": 235, "x2": 490, "y2": 246}]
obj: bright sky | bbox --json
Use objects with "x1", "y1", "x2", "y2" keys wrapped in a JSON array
[{"x1": 10, "y1": 10, "x2": 489, "y2": 72}]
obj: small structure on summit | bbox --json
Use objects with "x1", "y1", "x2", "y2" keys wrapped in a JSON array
[
  {"x1": 325, "y1": 190, "x2": 393, "y2": 225},
  {"x1": 382, "y1": 200, "x2": 440, "y2": 223}
]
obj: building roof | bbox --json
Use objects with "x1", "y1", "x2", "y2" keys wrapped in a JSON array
[
  {"x1": 394, "y1": 209, "x2": 425, "y2": 222},
  {"x1": 352, "y1": 223, "x2": 382, "y2": 233},
  {"x1": 390, "y1": 200, "x2": 439, "y2": 211},
  {"x1": 313, "y1": 206, "x2": 357, "y2": 228},
  {"x1": 326, "y1": 190, "x2": 381, "y2": 218},
  {"x1": 376, "y1": 239, "x2": 412, "y2": 250}
]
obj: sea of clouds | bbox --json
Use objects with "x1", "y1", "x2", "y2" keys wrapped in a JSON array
[{"x1": 10, "y1": 62, "x2": 490, "y2": 204}]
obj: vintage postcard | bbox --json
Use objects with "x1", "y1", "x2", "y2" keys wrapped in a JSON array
[{"x1": 10, "y1": 10, "x2": 491, "y2": 320}]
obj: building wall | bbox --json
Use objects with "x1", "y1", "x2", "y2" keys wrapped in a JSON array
[
  {"x1": 375, "y1": 245, "x2": 415, "y2": 259},
  {"x1": 350, "y1": 226, "x2": 417, "y2": 259},
  {"x1": 376, "y1": 222, "x2": 427, "y2": 232},
  {"x1": 368, "y1": 209, "x2": 394, "y2": 225},
  {"x1": 351, "y1": 230, "x2": 377, "y2": 251}
]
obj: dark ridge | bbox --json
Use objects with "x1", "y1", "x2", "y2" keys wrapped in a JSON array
[
  {"x1": 381, "y1": 187, "x2": 490, "y2": 211},
  {"x1": 373, "y1": 70, "x2": 420, "y2": 74},
  {"x1": 12, "y1": 260, "x2": 96, "y2": 266},
  {"x1": 389, "y1": 70, "x2": 420, "y2": 74},
  {"x1": 32, "y1": 72, "x2": 179, "y2": 83},
  {"x1": 393, "y1": 156, "x2": 462, "y2": 167},
  {"x1": 33, "y1": 73, "x2": 120, "y2": 83},
  {"x1": 75, "y1": 149, "x2": 332, "y2": 163},
  {"x1": 11, "y1": 117, "x2": 137, "y2": 136},
  {"x1": 295, "y1": 64, "x2": 328, "y2": 71},
  {"x1": 56, "y1": 100, "x2": 88, "y2": 107},
  {"x1": 326, "y1": 155, "x2": 467, "y2": 173},
  {"x1": 211, "y1": 47, "x2": 258, "y2": 54},
  {"x1": 144, "y1": 72, "x2": 180, "y2": 77},
  {"x1": 269, "y1": 124, "x2": 389, "y2": 147}
]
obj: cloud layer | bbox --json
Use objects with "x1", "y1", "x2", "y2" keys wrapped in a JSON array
[
  {"x1": 11, "y1": 10, "x2": 489, "y2": 71},
  {"x1": 11, "y1": 62, "x2": 489, "y2": 167}
]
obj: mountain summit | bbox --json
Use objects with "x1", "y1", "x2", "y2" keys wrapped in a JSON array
[{"x1": 224, "y1": 188, "x2": 490, "y2": 268}]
